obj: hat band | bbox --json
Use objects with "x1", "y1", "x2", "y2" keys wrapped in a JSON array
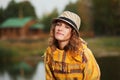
[{"x1": 59, "y1": 17, "x2": 77, "y2": 29}]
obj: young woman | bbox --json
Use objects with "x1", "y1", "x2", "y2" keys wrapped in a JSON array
[{"x1": 44, "y1": 11, "x2": 100, "y2": 80}]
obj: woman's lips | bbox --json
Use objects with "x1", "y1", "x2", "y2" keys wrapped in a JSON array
[{"x1": 56, "y1": 32, "x2": 64, "y2": 36}]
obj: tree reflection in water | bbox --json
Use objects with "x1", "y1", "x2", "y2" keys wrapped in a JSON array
[
  {"x1": 32, "y1": 62, "x2": 45, "y2": 80},
  {"x1": 0, "y1": 71, "x2": 12, "y2": 80},
  {"x1": 0, "y1": 62, "x2": 45, "y2": 80}
]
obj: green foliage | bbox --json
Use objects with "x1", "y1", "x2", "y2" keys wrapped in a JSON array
[
  {"x1": 0, "y1": 8, "x2": 5, "y2": 23},
  {"x1": 64, "y1": 1, "x2": 93, "y2": 32},
  {"x1": 86, "y1": 37, "x2": 120, "y2": 57},
  {"x1": 4, "y1": 0, "x2": 19, "y2": 19},
  {"x1": 64, "y1": 0, "x2": 120, "y2": 36},
  {"x1": 40, "y1": 9, "x2": 59, "y2": 32},
  {"x1": 1, "y1": 0, "x2": 120, "y2": 36},
  {"x1": 18, "y1": 1, "x2": 36, "y2": 18},
  {"x1": 92, "y1": 0, "x2": 120, "y2": 36},
  {"x1": 64, "y1": 2, "x2": 78, "y2": 14},
  {"x1": 0, "y1": 0, "x2": 37, "y2": 23}
]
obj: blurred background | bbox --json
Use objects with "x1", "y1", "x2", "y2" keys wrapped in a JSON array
[{"x1": 0, "y1": 0, "x2": 120, "y2": 80}]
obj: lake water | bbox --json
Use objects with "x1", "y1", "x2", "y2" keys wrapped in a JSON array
[
  {"x1": 32, "y1": 62, "x2": 45, "y2": 80},
  {"x1": 0, "y1": 62, "x2": 45, "y2": 80},
  {"x1": 0, "y1": 56, "x2": 120, "y2": 80}
]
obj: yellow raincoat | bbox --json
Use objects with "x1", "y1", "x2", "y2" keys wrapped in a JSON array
[{"x1": 44, "y1": 42, "x2": 100, "y2": 80}]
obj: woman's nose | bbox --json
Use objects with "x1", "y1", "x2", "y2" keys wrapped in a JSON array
[{"x1": 58, "y1": 26, "x2": 63, "y2": 31}]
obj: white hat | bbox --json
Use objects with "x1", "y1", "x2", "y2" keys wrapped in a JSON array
[{"x1": 52, "y1": 11, "x2": 81, "y2": 36}]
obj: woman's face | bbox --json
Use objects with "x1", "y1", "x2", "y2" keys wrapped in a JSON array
[{"x1": 54, "y1": 21, "x2": 72, "y2": 41}]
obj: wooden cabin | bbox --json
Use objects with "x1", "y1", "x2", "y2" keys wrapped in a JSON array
[{"x1": 0, "y1": 17, "x2": 44, "y2": 40}]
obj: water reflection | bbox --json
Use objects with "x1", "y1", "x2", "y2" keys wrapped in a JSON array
[
  {"x1": 0, "y1": 71, "x2": 12, "y2": 80},
  {"x1": 32, "y1": 62, "x2": 45, "y2": 80},
  {"x1": 0, "y1": 62, "x2": 45, "y2": 80},
  {"x1": 1, "y1": 56, "x2": 120, "y2": 80}
]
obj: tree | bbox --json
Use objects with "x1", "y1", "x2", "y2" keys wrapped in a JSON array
[
  {"x1": 0, "y1": 8, "x2": 4, "y2": 23},
  {"x1": 40, "y1": 9, "x2": 59, "y2": 32},
  {"x1": 64, "y1": 0, "x2": 94, "y2": 36},
  {"x1": 18, "y1": 1, "x2": 36, "y2": 18},
  {"x1": 64, "y1": 2, "x2": 78, "y2": 14},
  {"x1": 4, "y1": 0, "x2": 18, "y2": 19},
  {"x1": 92, "y1": 0, "x2": 120, "y2": 36},
  {"x1": 3, "y1": 0, "x2": 37, "y2": 20}
]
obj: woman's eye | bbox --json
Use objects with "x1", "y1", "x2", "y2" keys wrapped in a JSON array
[
  {"x1": 56, "y1": 23, "x2": 61, "y2": 26},
  {"x1": 65, "y1": 25, "x2": 70, "y2": 29}
]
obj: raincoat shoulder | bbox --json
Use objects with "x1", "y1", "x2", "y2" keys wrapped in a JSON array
[{"x1": 81, "y1": 39, "x2": 101, "y2": 80}]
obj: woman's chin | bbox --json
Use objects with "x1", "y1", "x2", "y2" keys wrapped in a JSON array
[{"x1": 55, "y1": 37, "x2": 64, "y2": 41}]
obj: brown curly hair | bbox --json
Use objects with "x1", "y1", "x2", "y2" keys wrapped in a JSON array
[{"x1": 48, "y1": 22, "x2": 83, "y2": 56}]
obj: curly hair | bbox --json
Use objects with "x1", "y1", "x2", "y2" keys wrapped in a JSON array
[{"x1": 48, "y1": 23, "x2": 83, "y2": 56}]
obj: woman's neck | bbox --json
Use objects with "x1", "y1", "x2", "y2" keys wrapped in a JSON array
[{"x1": 58, "y1": 40, "x2": 69, "y2": 50}]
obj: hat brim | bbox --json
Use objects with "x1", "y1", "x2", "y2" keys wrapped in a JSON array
[{"x1": 52, "y1": 18, "x2": 80, "y2": 36}]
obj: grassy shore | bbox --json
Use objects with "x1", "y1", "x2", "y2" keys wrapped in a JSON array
[
  {"x1": 0, "y1": 36, "x2": 120, "y2": 58},
  {"x1": 85, "y1": 37, "x2": 120, "y2": 57},
  {"x1": 0, "y1": 38, "x2": 48, "y2": 56}
]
